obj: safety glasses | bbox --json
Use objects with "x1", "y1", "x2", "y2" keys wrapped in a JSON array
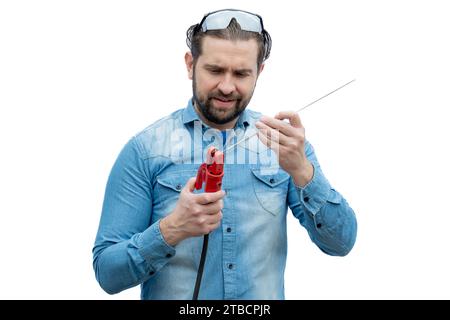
[{"x1": 199, "y1": 9, "x2": 265, "y2": 34}]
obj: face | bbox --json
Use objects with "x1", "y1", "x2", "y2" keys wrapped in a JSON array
[{"x1": 185, "y1": 36, "x2": 263, "y2": 128}]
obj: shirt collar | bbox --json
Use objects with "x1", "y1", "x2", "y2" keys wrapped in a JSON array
[
  {"x1": 182, "y1": 98, "x2": 250, "y2": 129},
  {"x1": 182, "y1": 99, "x2": 201, "y2": 125}
]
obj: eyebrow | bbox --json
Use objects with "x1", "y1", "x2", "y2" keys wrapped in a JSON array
[{"x1": 203, "y1": 64, "x2": 253, "y2": 75}]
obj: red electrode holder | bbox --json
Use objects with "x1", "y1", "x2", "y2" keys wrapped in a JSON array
[
  {"x1": 195, "y1": 146, "x2": 224, "y2": 192},
  {"x1": 192, "y1": 146, "x2": 224, "y2": 300}
]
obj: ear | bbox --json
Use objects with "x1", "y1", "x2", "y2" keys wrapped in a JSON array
[
  {"x1": 185, "y1": 52, "x2": 194, "y2": 80},
  {"x1": 258, "y1": 63, "x2": 265, "y2": 75}
]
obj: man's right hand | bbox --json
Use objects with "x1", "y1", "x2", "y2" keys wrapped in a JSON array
[{"x1": 159, "y1": 177, "x2": 225, "y2": 246}]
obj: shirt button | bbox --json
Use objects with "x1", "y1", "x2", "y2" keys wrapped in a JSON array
[
  {"x1": 226, "y1": 227, "x2": 232, "y2": 233},
  {"x1": 149, "y1": 271, "x2": 155, "y2": 275},
  {"x1": 304, "y1": 196, "x2": 310, "y2": 202},
  {"x1": 175, "y1": 184, "x2": 182, "y2": 191},
  {"x1": 166, "y1": 253, "x2": 172, "y2": 258},
  {"x1": 269, "y1": 178, "x2": 275, "y2": 184},
  {"x1": 316, "y1": 223, "x2": 322, "y2": 229},
  {"x1": 228, "y1": 263, "x2": 233, "y2": 270}
]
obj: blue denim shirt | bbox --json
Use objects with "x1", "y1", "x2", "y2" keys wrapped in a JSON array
[{"x1": 93, "y1": 99, "x2": 357, "y2": 299}]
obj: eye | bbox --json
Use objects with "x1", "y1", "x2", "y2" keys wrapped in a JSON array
[
  {"x1": 234, "y1": 72, "x2": 249, "y2": 78},
  {"x1": 209, "y1": 69, "x2": 222, "y2": 74}
]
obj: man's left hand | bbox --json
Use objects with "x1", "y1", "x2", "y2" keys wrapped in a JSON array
[{"x1": 255, "y1": 111, "x2": 313, "y2": 187}]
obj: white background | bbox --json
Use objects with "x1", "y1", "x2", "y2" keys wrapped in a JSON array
[{"x1": 1, "y1": 0, "x2": 449, "y2": 299}]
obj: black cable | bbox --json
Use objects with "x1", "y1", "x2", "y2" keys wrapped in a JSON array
[{"x1": 192, "y1": 234, "x2": 209, "y2": 300}]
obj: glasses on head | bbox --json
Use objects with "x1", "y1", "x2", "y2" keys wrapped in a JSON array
[
  {"x1": 199, "y1": 9, "x2": 265, "y2": 34},
  {"x1": 187, "y1": 8, "x2": 272, "y2": 61}
]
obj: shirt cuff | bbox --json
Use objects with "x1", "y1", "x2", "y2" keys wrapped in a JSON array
[
  {"x1": 136, "y1": 220, "x2": 176, "y2": 272},
  {"x1": 296, "y1": 164, "x2": 331, "y2": 216}
]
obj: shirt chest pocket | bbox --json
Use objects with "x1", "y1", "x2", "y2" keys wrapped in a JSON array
[
  {"x1": 251, "y1": 169, "x2": 290, "y2": 216},
  {"x1": 155, "y1": 172, "x2": 194, "y2": 213}
]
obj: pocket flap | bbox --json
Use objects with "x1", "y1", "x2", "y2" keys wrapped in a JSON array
[
  {"x1": 327, "y1": 188, "x2": 342, "y2": 204},
  {"x1": 251, "y1": 168, "x2": 290, "y2": 188},
  {"x1": 156, "y1": 175, "x2": 189, "y2": 192}
]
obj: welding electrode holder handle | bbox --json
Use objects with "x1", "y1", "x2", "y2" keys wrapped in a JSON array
[{"x1": 192, "y1": 147, "x2": 224, "y2": 300}]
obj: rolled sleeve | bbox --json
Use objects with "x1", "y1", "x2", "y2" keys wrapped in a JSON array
[
  {"x1": 296, "y1": 164, "x2": 332, "y2": 216},
  {"x1": 137, "y1": 221, "x2": 176, "y2": 272}
]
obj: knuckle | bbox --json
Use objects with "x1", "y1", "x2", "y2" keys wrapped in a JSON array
[
  {"x1": 288, "y1": 139, "x2": 298, "y2": 148},
  {"x1": 296, "y1": 131, "x2": 305, "y2": 140},
  {"x1": 187, "y1": 200, "x2": 196, "y2": 210},
  {"x1": 213, "y1": 212, "x2": 222, "y2": 222},
  {"x1": 185, "y1": 194, "x2": 195, "y2": 204},
  {"x1": 183, "y1": 199, "x2": 193, "y2": 210}
]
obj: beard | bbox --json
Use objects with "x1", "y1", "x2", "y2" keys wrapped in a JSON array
[{"x1": 192, "y1": 72, "x2": 253, "y2": 125}]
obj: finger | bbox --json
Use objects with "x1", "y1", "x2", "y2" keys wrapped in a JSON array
[
  {"x1": 196, "y1": 189, "x2": 226, "y2": 204},
  {"x1": 184, "y1": 177, "x2": 197, "y2": 192},
  {"x1": 206, "y1": 211, "x2": 223, "y2": 225},
  {"x1": 257, "y1": 130, "x2": 281, "y2": 153},
  {"x1": 274, "y1": 111, "x2": 303, "y2": 128},
  {"x1": 202, "y1": 200, "x2": 224, "y2": 215},
  {"x1": 259, "y1": 115, "x2": 297, "y2": 137},
  {"x1": 257, "y1": 127, "x2": 275, "y2": 149},
  {"x1": 257, "y1": 124, "x2": 292, "y2": 149},
  {"x1": 256, "y1": 120, "x2": 289, "y2": 145},
  {"x1": 198, "y1": 211, "x2": 222, "y2": 227},
  {"x1": 207, "y1": 219, "x2": 222, "y2": 233}
]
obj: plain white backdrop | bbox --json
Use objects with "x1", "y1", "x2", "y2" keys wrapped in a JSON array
[{"x1": 1, "y1": 0, "x2": 449, "y2": 299}]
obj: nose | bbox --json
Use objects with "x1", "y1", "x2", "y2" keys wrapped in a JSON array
[{"x1": 217, "y1": 74, "x2": 236, "y2": 96}]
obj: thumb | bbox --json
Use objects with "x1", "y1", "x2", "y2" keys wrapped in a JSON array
[{"x1": 184, "y1": 177, "x2": 197, "y2": 193}]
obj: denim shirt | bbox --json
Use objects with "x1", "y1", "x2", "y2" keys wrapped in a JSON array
[{"x1": 93, "y1": 99, "x2": 357, "y2": 299}]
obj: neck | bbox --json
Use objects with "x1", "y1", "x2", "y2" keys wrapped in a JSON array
[{"x1": 193, "y1": 102, "x2": 238, "y2": 130}]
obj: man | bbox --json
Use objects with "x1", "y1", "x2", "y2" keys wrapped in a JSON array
[{"x1": 93, "y1": 9, "x2": 357, "y2": 300}]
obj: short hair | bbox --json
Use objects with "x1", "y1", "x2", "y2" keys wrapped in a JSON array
[{"x1": 186, "y1": 18, "x2": 272, "y2": 70}]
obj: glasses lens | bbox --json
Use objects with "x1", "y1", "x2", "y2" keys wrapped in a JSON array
[{"x1": 202, "y1": 10, "x2": 262, "y2": 33}]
